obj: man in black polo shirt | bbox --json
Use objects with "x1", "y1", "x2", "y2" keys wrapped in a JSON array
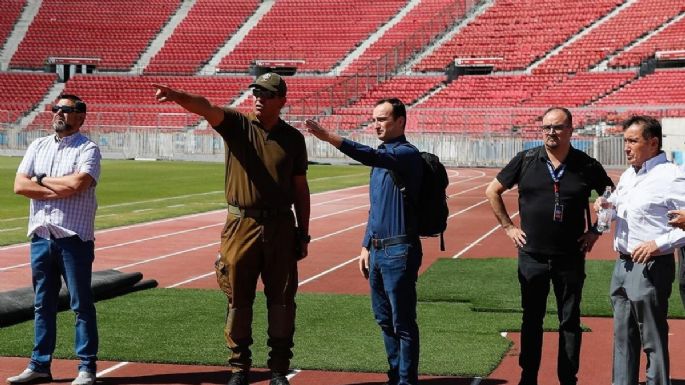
[{"x1": 485, "y1": 107, "x2": 613, "y2": 385}]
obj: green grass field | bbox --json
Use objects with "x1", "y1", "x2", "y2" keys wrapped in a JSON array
[
  {"x1": 2, "y1": 156, "x2": 677, "y2": 377},
  {"x1": 4, "y1": 258, "x2": 665, "y2": 376},
  {"x1": 0, "y1": 157, "x2": 369, "y2": 245}
]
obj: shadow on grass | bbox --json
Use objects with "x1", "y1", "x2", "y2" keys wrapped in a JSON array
[{"x1": 96, "y1": 369, "x2": 271, "y2": 384}]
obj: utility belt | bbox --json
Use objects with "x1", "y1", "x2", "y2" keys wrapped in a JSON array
[
  {"x1": 370, "y1": 235, "x2": 415, "y2": 250},
  {"x1": 227, "y1": 204, "x2": 291, "y2": 219},
  {"x1": 619, "y1": 252, "x2": 674, "y2": 260}
]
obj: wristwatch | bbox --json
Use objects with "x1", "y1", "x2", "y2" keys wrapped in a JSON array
[{"x1": 36, "y1": 173, "x2": 47, "y2": 186}]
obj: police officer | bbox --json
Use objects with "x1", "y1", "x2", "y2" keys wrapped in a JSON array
[{"x1": 154, "y1": 73, "x2": 310, "y2": 385}]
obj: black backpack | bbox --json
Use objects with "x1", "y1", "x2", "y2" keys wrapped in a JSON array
[{"x1": 390, "y1": 151, "x2": 449, "y2": 250}]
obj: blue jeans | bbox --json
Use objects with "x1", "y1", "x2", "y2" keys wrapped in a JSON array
[
  {"x1": 29, "y1": 235, "x2": 98, "y2": 374},
  {"x1": 369, "y1": 240, "x2": 422, "y2": 385}
]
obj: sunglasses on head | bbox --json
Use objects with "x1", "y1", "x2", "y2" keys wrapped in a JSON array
[
  {"x1": 252, "y1": 88, "x2": 278, "y2": 100},
  {"x1": 51, "y1": 105, "x2": 82, "y2": 113}
]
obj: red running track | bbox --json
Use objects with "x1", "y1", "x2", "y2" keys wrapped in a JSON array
[{"x1": 2, "y1": 167, "x2": 684, "y2": 384}]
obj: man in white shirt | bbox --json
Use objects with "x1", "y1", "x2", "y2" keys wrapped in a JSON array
[
  {"x1": 666, "y1": 167, "x2": 685, "y2": 310},
  {"x1": 9, "y1": 95, "x2": 101, "y2": 385},
  {"x1": 595, "y1": 115, "x2": 685, "y2": 385}
]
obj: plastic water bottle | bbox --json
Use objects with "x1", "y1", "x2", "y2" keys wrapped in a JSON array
[{"x1": 596, "y1": 187, "x2": 614, "y2": 233}]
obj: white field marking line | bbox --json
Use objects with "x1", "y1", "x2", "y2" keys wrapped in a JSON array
[
  {"x1": 298, "y1": 257, "x2": 358, "y2": 287},
  {"x1": 96, "y1": 361, "x2": 130, "y2": 378},
  {"x1": 1, "y1": 168, "x2": 491, "y2": 269},
  {"x1": 451, "y1": 212, "x2": 520, "y2": 260},
  {"x1": 95, "y1": 223, "x2": 222, "y2": 252},
  {"x1": 0, "y1": 210, "x2": 223, "y2": 252},
  {"x1": 132, "y1": 208, "x2": 152, "y2": 213},
  {"x1": 167, "y1": 204, "x2": 185, "y2": 208},
  {"x1": 162, "y1": 179, "x2": 494, "y2": 286},
  {"x1": 0, "y1": 262, "x2": 32, "y2": 271},
  {"x1": 115, "y1": 242, "x2": 218, "y2": 270},
  {"x1": 0, "y1": 223, "x2": 224, "y2": 271},
  {"x1": 0, "y1": 227, "x2": 21, "y2": 233},
  {"x1": 0, "y1": 217, "x2": 24, "y2": 223},
  {"x1": 0, "y1": 182, "x2": 386, "y2": 251},
  {"x1": 168, "y1": 239, "x2": 361, "y2": 289},
  {"x1": 0, "y1": 171, "x2": 491, "y2": 270},
  {"x1": 312, "y1": 192, "x2": 368, "y2": 207},
  {"x1": 99, "y1": 191, "x2": 223, "y2": 210},
  {"x1": 286, "y1": 369, "x2": 301, "y2": 380},
  {"x1": 166, "y1": 272, "x2": 216, "y2": 288},
  {"x1": 171, "y1": 176, "x2": 497, "y2": 288},
  {"x1": 450, "y1": 188, "x2": 519, "y2": 259}
]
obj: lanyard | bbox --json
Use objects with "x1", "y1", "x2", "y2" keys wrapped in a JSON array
[{"x1": 545, "y1": 161, "x2": 566, "y2": 204}]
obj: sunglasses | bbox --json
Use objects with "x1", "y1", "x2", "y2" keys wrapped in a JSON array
[
  {"x1": 252, "y1": 88, "x2": 277, "y2": 100},
  {"x1": 51, "y1": 105, "x2": 82, "y2": 113}
]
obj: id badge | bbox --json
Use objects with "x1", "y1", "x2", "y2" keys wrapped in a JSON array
[{"x1": 553, "y1": 203, "x2": 564, "y2": 222}]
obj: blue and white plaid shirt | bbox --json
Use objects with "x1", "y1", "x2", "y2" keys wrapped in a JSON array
[{"x1": 17, "y1": 132, "x2": 101, "y2": 241}]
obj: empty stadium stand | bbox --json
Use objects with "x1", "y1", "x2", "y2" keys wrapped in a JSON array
[
  {"x1": 342, "y1": 0, "x2": 467, "y2": 75},
  {"x1": 0, "y1": 0, "x2": 25, "y2": 50},
  {"x1": 534, "y1": 0, "x2": 685, "y2": 74},
  {"x1": 10, "y1": 0, "x2": 180, "y2": 71},
  {"x1": 415, "y1": 0, "x2": 622, "y2": 72},
  {"x1": 145, "y1": 0, "x2": 259, "y2": 75},
  {"x1": 609, "y1": 14, "x2": 685, "y2": 68},
  {"x1": 27, "y1": 75, "x2": 251, "y2": 130},
  {"x1": 0, "y1": 72, "x2": 55, "y2": 124},
  {"x1": 216, "y1": 0, "x2": 407, "y2": 73},
  {"x1": 1, "y1": 0, "x2": 684, "y2": 141},
  {"x1": 594, "y1": 68, "x2": 685, "y2": 105}
]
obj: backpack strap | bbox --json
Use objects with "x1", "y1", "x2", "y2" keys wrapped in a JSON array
[{"x1": 389, "y1": 169, "x2": 420, "y2": 239}]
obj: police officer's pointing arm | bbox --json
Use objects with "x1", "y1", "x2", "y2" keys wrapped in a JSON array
[
  {"x1": 153, "y1": 83, "x2": 224, "y2": 127},
  {"x1": 485, "y1": 178, "x2": 527, "y2": 248}
]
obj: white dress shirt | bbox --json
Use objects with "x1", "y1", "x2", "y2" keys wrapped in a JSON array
[
  {"x1": 610, "y1": 152, "x2": 685, "y2": 255},
  {"x1": 17, "y1": 132, "x2": 101, "y2": 241}
]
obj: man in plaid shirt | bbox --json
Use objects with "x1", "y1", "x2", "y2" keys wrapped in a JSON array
[{"x1": 9, "y1": 94, "x2": 101, "y2": 385}]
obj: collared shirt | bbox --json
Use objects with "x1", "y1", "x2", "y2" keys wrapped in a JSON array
[
  {"x1": 338, "y1": 135, "x2": 423, "y2": 247},
  {"x1": 610, "y1": 152, "x2": 685, "y2": 254},
  {"x1": 497, "y1": 146, "x2": 613, "y2": 255},
  {"x1": 17, "y1": 132, "x2": 101, "y2": 241},
  {"x1": 212, "y1": 109, "x2": 307, "y2": 209}
]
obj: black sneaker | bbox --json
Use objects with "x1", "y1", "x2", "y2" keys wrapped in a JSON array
[
  {"x1": 227, "y1": 371, "x2": 249, "y2": 385},
  {"x1": 270, "y1": 374, "x2": 290, "y2": 385}
]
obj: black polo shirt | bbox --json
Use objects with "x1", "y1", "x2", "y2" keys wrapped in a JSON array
[{"x1": 497, "y1": 146, "x2": 613, "y2": 256}]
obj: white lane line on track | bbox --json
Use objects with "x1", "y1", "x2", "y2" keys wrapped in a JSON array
[
  {"x1": 96, "y1": 362, "x2": 130, "y2": 377},
  {"x1": 166, "y1": 272, "x2": 215, "y2": 288},
  {"x1": 0, "y1": 169, "x2": 491, "y2": 272},
  {"x1": 451, "y1": 213, "x2": 520, "y2": 259},
  {"x1": 115, "y1": 242, "x2": 218, "y2": 270},
  {"x1": 0, "y1": 168, "x2": 482, "y2": 254},
  {"x1": 298, "y1": 257, "x2": 358, "y2": 287},
  {"x1": 450, "y1": 187, "x2": 519, "y2": 259},
  {"x1": 0, "y1": 223, "x2": 224, "y2": 271},
  {"x1": 170, "y1": 176, "x2": 497, "y2": 288},
  {"x1": 90, "y1": 169, "x2": 493, "y2": 379}
]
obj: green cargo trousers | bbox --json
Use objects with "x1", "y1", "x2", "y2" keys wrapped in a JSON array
[{"x1": 214, "y1": 210, "x2": 298, "y2": 374}]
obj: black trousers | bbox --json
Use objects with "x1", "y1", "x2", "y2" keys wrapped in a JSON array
[{"x1": 517, "y1": 250, "x2": 585, "y2": 385}]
